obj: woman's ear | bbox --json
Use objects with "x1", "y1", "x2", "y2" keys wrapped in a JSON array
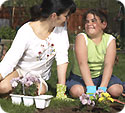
[{"x1": 50, "y1": 13, "x2": 57, "y2": 19}]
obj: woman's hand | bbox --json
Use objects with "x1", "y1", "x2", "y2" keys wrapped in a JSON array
[
  {"x1": 56, "y1": 84, "x2": 67, "y2": 99},
  {"x1": 0, "y1": 74, "x2": 3, "y2": 81}
]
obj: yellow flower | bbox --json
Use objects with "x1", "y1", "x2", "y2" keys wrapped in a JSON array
[
  {"x1": 101, "y1": 92, "x2": 111, "y2": 98},
  {"x1": 107, "y1": 97, "x2": 114, "y2": 102},
  {"x1": 98, "y1": 97, "x2": 105, "y2": 102}
]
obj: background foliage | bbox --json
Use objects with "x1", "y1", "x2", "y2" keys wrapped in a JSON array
[{"x1": 0, "y1": 26, "x2": 16, "y2": 40}]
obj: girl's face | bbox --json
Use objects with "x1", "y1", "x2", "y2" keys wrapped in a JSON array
[
  {"x1": 85, "y1": 13, "x2": 107, "y2": 38},
  {"x1": 54, "y1": 10, "x2": 70, "y2": 27}
]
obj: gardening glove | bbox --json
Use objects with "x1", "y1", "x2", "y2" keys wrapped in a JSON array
[
  {"x1": 98, "y1": 87, "x2": 107, "y2": 92},
  {"x1": 86, "y1": 86, "x2": 96, "y2": 96},
  {"x1": 56, "y1": 84, "x2": 74, "y2": 101}
]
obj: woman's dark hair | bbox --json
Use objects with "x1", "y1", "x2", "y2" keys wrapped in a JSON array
[
  {"x1": 83, "y1": 8, "x2": 108, "y2": 23},
  {"x1": 30, "y1": 0, "x2": 76, "y2": 21}
]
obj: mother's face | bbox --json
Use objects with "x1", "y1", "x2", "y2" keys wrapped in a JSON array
[{"x1": 51, "y1": 10, "x2": 70, "y2": 27}]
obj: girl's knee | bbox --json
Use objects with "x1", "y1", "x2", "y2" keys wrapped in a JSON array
[
  {"x1": 108, "y1": 84, "x2": 123, "y2": 97},
  {"x1": 70, "y1": 85, "x2": 85, "y2": 98}
]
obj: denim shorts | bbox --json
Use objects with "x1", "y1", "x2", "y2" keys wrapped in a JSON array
[{"x1": 66, "y1": 72, "x2": 123, "y2": 91}]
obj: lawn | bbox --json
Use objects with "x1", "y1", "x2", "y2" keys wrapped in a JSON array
[{"x1": 0, "y1": 49, "x2": 125, "y2": 113}]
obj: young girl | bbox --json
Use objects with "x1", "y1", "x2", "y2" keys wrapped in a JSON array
[
  {"x1": 0, "y1": 0, "x2": 76, "y2": 98},
  {"x1": 66, "y1": 9, "x2": 123, "y2": 98}
]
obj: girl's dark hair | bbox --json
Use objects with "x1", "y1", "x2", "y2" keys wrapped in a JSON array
[
  {"x1": 30, "y1": 0, "x2": 76, "y2": 21},
  {"x1": 83, "y1": 8, "x2": 108, "y2": 23}
]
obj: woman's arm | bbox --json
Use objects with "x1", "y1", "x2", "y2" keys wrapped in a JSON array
[
  {"x1": 57, "y1": 63, "x2": 68, "y2": 84},
  {"x1": 0, "y1": 27, "x2": 28, "y2": 79},
  {"x1": 100, "y1": 39, "x2": 116, "y2": 87},
  {"x1": 75, "y1": 34, "x2": 94, "y2": 86},
  {"x1": 0, "y1": 74, "x2": 2, "y2": 81}
]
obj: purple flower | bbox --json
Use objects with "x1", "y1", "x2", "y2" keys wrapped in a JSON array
[
  {"x1": 79, "y1": 93, "x2": 93, "y2": 106},
  {"x1": 11, "y1": 81, "x2": 18, "y2": 88},
  {"x1": 93, "y1": 93, "x2": 96, "y2": 98},
  {"x1": 96, "y1": 89, "x2": 104, "y2": 94},
  {"x1": 10, "y1": 77, "x2": 20, "y2": 88},
  {"x1": 81, "y1": 99, "x2": 88, "y2": 105},
  {"x1": 91, "y1": 101, "x2": 95, "y2": 106},
  {"x1": 87, "y1": 99, "x2": 92, "y2": 105},
  {"x1": 25, "y1": 81, "x2": 33, "y2": 87},
  {"x1": 10, "y1": 73, "x2": 41, "y2": 96},
  {"x1": 79, "y1": 89, "x2": 112, "y2": 111},
  {"x1": 20, "y1": 73, "x2": 40, "y2": 87}
]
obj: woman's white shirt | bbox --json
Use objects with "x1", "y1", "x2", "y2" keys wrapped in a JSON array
[{"x1": 0, "y1": 22, "x2": 69, "y2": 80}]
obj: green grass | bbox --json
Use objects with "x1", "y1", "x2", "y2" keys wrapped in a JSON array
[
  {"x1": 0, "y1": 98, "x2": 36, "y2": 113},
  {"x1": 113, "y1": 52, "x2": 125, "y2": 81},
  {"x1": 0, "y1": 49, "x2": 125, "y2": 113}
]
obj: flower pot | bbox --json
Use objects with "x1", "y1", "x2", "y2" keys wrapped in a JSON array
[
  {"x1": 34, "y1": 95, "x2": 53, "y2": 109},
  {"x1": 10, "y1": 94, "x2": 22, "y2": 105},
  {"x1": 22, "y1": 96, "x2": 34, "y2": 106}
]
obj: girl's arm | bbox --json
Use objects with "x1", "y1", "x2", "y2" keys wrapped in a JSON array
[
  {"x1": 100, "y1": 39, "x2": 116, "y2": 87},
  {"x1": 75, "y1": 34, "x2": 94, "y2": 86}
]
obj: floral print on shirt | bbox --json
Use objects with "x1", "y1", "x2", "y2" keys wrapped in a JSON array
[{"x1": 37, "y1": 38, "x2": 55, "y2": 61}]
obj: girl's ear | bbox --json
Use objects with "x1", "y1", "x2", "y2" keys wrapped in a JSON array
[{"x1": 102, "y1": 21, "x2": 107, "y2": 30}]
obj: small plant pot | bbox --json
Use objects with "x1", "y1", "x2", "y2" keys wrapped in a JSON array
[
  {"x1": 22, "y1": 96, "x2": 34, "y2": 106},
  {"x1": 10, "y1": 94, "x2": 23, "y2": 105},
  {"x1": 34, "y1": 95, "x2": 53, "y2": 109}
]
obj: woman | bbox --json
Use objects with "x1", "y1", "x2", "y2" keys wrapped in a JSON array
[
  {"x1": 66, "y1": 9, "x2": 123, "y2": 98},
  {"x1": 0, "y1": 0, "x2": 76, "y2": 98}
]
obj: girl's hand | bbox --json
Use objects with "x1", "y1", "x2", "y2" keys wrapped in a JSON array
[
  {"x1": 86, "y1": 86, "x2": 96, "y2": 96},
  {"x1": 98, "y1": 87, "x2": 107, "y2": 92}
]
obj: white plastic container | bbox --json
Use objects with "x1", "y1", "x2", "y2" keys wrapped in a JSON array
[
  {"x1": 10, "y1": 94, "x2": 23, "y2": 105},
  {"x1": 22, "y1": 96, "x2": 34, "y2": 106},
  {"x1": 10, "y1": 94, "x2": 53, "y2": 108},
  {"x1": 34, "y1": 95, "x2": 53, "y2": 109}
]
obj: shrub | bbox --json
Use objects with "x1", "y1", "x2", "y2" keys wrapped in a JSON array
[{"x1": 0, "y1": 26, "x2": 16, "y2": 40}]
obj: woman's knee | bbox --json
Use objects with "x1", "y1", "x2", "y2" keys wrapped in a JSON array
[
  {"x1": 108, "y1": 84, "x2": 123, "y2": 97},
  {"x1": 70, "y1": 85, "x2": 85, "y2": 98},
  {"x1": 0, "y1": 82, "x2": 12, "y2": 94},
  {"x1": 0, "y1": 71, "x2": 19, "y2": 94},
  {"x1": 38, "y1": 83, "x2": 47, "y2": 95}
]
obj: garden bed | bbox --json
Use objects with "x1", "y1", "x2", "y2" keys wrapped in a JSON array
[
  {"x1": 35, "y1": 103, "x2": 124, "y2": 113},
  {"x1": 0, "y1": 91, "x2": 125, "y2": 113}
]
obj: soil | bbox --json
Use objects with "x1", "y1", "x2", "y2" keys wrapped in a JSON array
[{"x1": 34, "y1": 103, "x2": 124, "y2": 113}]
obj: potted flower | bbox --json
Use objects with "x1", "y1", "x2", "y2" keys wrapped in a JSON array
[
  {"x1": 10, "y1": 73, "x2": 53, "y2": 108},
  {"x1": 10, "y1": 73, "x2": 40, "y2": 106},
  {"x1": 79, "y1": 89, "x2": 114, "y2": 112},
  {"x1": 10, "y1": 77, "x2": 24, "y2": 105}
]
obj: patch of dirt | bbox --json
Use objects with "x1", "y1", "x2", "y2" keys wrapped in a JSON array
[{"x1": 35, "y1": 103, "x2": 124, "y2": 113}]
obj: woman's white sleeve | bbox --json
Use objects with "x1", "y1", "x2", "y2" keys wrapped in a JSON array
[
  {"x1": 0, "y1": 29, "x2": 28, "y2": 78},
  {"x1": 55, "y1": 26, "x2": 69, "y2": 65}
]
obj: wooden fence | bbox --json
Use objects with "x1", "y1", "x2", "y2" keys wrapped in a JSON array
[
  {"x1": 0, "y1": 7, "x2": 121, "y2": 34},
  {"x1": 0, "y1": 7, "x2": 88, "y2": 33}
]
